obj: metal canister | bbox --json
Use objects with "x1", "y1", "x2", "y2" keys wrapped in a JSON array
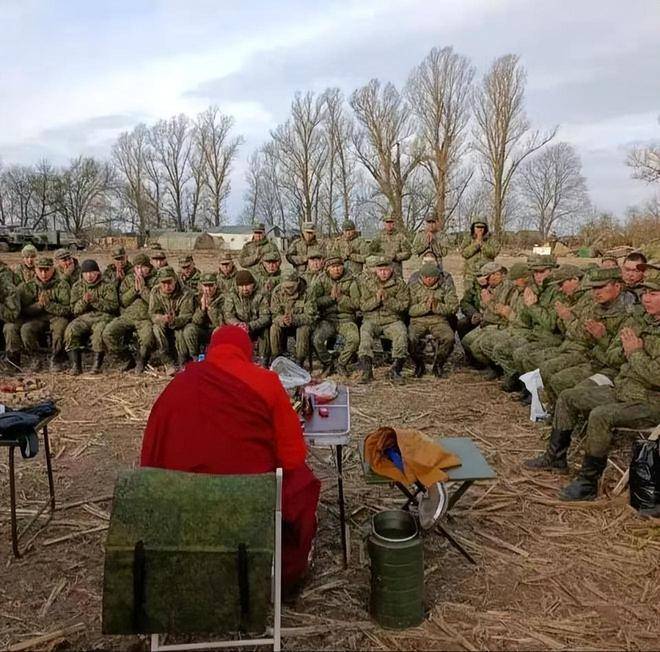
[{"x1": 368, "y1": 510, "x2": 424, "y2": 629}]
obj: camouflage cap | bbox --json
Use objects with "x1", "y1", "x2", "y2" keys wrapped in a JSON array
[
  {"x1": 262, "y1": 251, "x2": 281, "y2": 263},
  {"x1": 325, "y1": 256, "x2": 343, "y2": 267},
  {"x1": 150, "y1": 250, "x2": 167, "y2": 260},
  {"x1": 637, "y1": 259, "x2": 660, "y2": 272},
  {"x1": 382, "y1": 215, "x2": 395, "y2": 223},
  {"x1": 419, "y1": 263, "x2": 441, "y2": 278},
  {"x1": 641, "y1": 272, "x2": 660, "y2": 291},
  {"x1": 218, "y1": 250, "x2": 233, "y2": 263},
  {"x1": 374, "y1": 255, "x2": 392, "y2": 268},
  {"x1": 235, "y1": 270, "x2": 255, "y2": 286},
  {"x1": 54, "y1": 248, "x2": 72, "y2": 261},
  {"x1": 342, "y1": 220, "x2": 356, "y2": 230},
  {"x1": 584, "y1": 266, "x2": 623, "y2": 288},
  {"x1": 550, "y1": 264, "x2": 586, "y2": 285},
  {"x1": 200, "y1": 272, "x2": 217, "y2": 285},
  {"x1": 508, "y1": 262, "x2": 530, "y2": 281},
  {"x1": 480, "y1": 261, "x2": 504, "y2": 276},
  {"x1": 178, "y1": 254, "x2": 194, "y2": 266},
  {"x1": 527, "y1": 254, "x2": 558, "y2": 270},
  {"x1": 302, "y1": 221, "x2": 316, "y2": 232},
  {"x1": 424, "y1": 212, "x2": 439, "y2": 222},
  {"x1": 252, "y1": 223, "x2": 266, "y2": 232},
  {"x1": 21, "y1": 244, "x2": 37, "y2": 257},
  {"x1": 306, "y1": 247, "x2": 324, "y2": 259},
  {"x1": 282, "y1": 269, "x2": 300, "y2": 283},
  {"x1": 365, "y1": 255, "x2": 380, "y2": 268},
  {"x1": 133, "y1": 253, "x2": 151, "y2": 266},
  {"x1": 471, "y1": 219, "x2": 488, "y2": 227},
  {"x1": 112, "y1": 246, "x2": 126, "y2": 259},
  {"x1": 157, "y1": 266, "x2": 177, "y2": 281},
  {"x1": 36, "y1": 256, "x2": 54, "y2": 269},
  {"x1": 148, "y1": 241, "x2": 163, "y2": 250}
]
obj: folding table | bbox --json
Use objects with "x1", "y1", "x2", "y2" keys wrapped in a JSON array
[
  {"x1": 303, "y1": 386, "x2": 350, "y2": 567},
  {"x1": 361, "y1": 436, "x2": 496, "y2": 565}
]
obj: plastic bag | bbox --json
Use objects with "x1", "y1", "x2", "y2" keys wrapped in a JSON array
[
  {"x1": 305, "y1": 380, "x2": 338, "y2": 403},
  {"x1": 519, "y1": 369, "x2": 550, "y2": 422},
  {"x1": 629, "y1": 439, "x2": 660, "y2": 511},
  {"x1": 269, "y1": 356, "x2": 311, "y2": 390}
]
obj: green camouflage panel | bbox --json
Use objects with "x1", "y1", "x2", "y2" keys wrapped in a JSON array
[
  {"x1": 238, "y1": 238, "x2": 280, "y2": 268},
  {"x1": 460, "y1": 234, "x2": 501, "y2": 280},
  {"x1": 326, "y1": 234, "x2": 368, "y2": 275},
  {"x1": 286, "y1": 236, "x2": 326, "y2": 271}
]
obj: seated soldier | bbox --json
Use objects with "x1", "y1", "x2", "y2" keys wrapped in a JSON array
[
  {"x1": 408, "y1": 262, "x2": 458, "y2": 378},
  {"x1": 269, "y1": 270, "x2": 317, "y2": 367},
  {"x1": 238, "y1": 223, "x2": 280, "y2": 269},
  {"x1": 54, "y1": 249, "x2": 81, "y2": 286},
  {"x1": 140, "y1": 325, "x2": 321, "y2": 594},
  {"x1": 456, "y1": 267, "x2": 489, "y2": 339},
  {"x1": 6, "y1": 256, "x2": 70, "y2": 371},
  {"x1": 256, "y1": 250, "x2": 283, "y2": 294},
  {"x1": 216, "y1": 250, "x2": 237, "y2": 294},
  {"x1": 408, "y1": 251, "x2": 441, "y2": 286},
  {"x1": 102, "y1": 253, "x2": 157, "y2": 373},
  {"x1": 0, "y1": 276, "x2": 22, "y2": 367},
  {"x1": 0, "y1": 259, "x2": 14, "y2": 287},
  {"x1": 358, "y1": 256, "x2": 410, "y2": 384},
  {"x1": 149, "y1": 249, "x2": 169, "y2": 270},
  {"x1": 312, "y1": 256, "x2": 361, "y2": 377},
  {"x1": 149, "y1": 266, "x2": 199, "y2": 371},
  {"x1": 302, "y1": 247, "x2": 325, "y2": 287},
  {"x1": 224, "y1": 270, "x2": 271, "y2": 364},
  {"x1": 103, "y1": 246, "x2": 132, "y2": 286},
  {"x1": 526, "y1": 274, "x2": 660, "y2": 502},
  {"x1": 13, "y1": 244, "x2": 37, "y2": 285},
  {"x1": 621, "y1": 251, "x2": 646, "y2": 303},
  {"x1": 193, "y1": 273, "x2": 224, "y2": 349},
  {"x1": 65, "y1": 259, "x2": 119, "y2": 375},
  {"x1": 178, "y1": 254, "x2": 201, "y2": 293}
]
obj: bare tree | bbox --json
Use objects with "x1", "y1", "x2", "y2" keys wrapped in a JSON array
[
  {"x1": 406, "y1": 46, "x2": 475, "y2": 228},
  {"x1": 518, "y1": 142, "x2": 590, "y2": 238},
  {"x1": 350, "y1": 79, "x2": 424, "y2": 229},
  {"x1": 2, "y1": 165, "x2": 35, "y2": 226},
  {"x1": 29, "y1": 160, "x2": 57, "y2": 230},
  {"x1": 627, "y1": 141, "x2": 660, "y2": 183},
  {"x1": 473, "y1": 54, "x2": 557, "y2": 236}
]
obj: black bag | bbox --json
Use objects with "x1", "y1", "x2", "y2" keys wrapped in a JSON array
[{"x1": 629, "y1": 439, "x2": 660, "y2": 511}]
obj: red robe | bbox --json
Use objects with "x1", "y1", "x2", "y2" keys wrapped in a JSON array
[{"x1": 140, "y1": 326, "x2": 320, "y2": 587}]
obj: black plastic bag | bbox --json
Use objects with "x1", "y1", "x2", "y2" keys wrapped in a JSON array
[{"x1": 629, "y1": 439, "x2": 660, "y2": 511}]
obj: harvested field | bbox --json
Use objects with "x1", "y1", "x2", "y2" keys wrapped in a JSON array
[{"x1": 1, "y1": 253, "x2": 658, "y2": 651}]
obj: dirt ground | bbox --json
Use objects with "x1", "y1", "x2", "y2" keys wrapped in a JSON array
[{"x1": 1, "y1": 252, "x2": 659, "y2": 651}]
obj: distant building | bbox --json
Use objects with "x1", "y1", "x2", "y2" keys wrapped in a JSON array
[{"x1": 209, "y1": 224, "x2": 286, "y2": 251}]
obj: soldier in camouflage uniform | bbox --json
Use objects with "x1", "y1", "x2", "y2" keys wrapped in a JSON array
[
  {"x1": 13, "y1": 244, "x2": 37, "y2": 285},
  {"x1": 5, "y1": 257, "x2": 70, "y2": 371},
  {"x1": 54, "y1": 249, "x2": 81, "y2": 286},
  {"x1": 358, "y1": 256, "x2": 411, "y2": 383},
  {"x1": 0, "y1": 274, "x2": 22, "y2": 366},
  {"x1": 412, "y1": 213, "x2": 450, "y2": 269},
  {"x1": 103, "y1": 246, "x2": 133, "y2": 286},
  {"x1": 311, "y1": 256, "x2": 361, "y2": 376},
  {"x1": 286, "y1": 221, "x2": 326, "y2": 272},
  {"x1": 216, "y1": 250, "x2": 237, "y2": 294},
  {"x1": 526, "y1": 275, "x2": 660, "y2": 502},
  {"x1": 539, "y1": 267, "x2": 632, "y2": 403},
  {"x1": 269, "y1": 270, "x2": 317, "y2": 366},
  {"x1": 327, "y1": 220, "x2": 368, "y2": 275},
  {"x1": 456, "y1": 269, "x2": 489, "y2": 339},
  {"x1": 149, "y1": 266, "x2": 199, "y2": 369},
  {"x1": 224, "y1": 270, "x2": 271, "y2": 363},
  {"x1": 460, "y1": 219, "x2": 501, "y2": 283},
  {"x1": 254, "y1": 250, "x2": 282, "y2": 294},
  {"x1": 193, "y1": 273, "x2": 224, "y2": 348},
  {"x1": 408, "y1": 262, "x2": 458, "y2": 378},
  {"x1": 238, "y1": 223, "x2": 280, "y2": 269},
  {"x1": 65, "y1": 259, "x2": 119, "y2": 375},
  {"x1": 620, "y1": 252, "x2": 646, "y2": 303},
  {"x1": 178, "y1": 255, "x2": 202, "y2": 293},
  {"x1": 302, "y1": 247, "x2": 325, "y2": 287},
  {"x1": 150, "y1": 249, "x2": 169, "y2": 270},
  {"x1": 102, "y1": 253, "x2": 158, "y2": 373},
  {"x1": 369, "y1": 216, "x2": 412, "y2": 277},
  {"x1": 0, "y1": 260, "x2": 15, "y2": 287}
]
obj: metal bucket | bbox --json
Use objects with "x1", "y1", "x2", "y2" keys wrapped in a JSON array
[{"x1": 368, "y1": 510, "x2": 424, "y2": 629}]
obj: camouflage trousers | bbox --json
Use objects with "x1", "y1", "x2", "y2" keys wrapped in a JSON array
[
  {"x1": 4, "y1": 317, "x2": 68, "y2": 354},
  {"x1": 512, "y1": 341, "x2": 561, "y2": 375},
  {"x1": 153, "y1": 323, "x2": 199, "y2": 360},
  {"x1": 65, "y1": 313, "x2": 113, "y2": 352},
  {"x1": 270, "y1": 323, "x2": 311, "y2": 362},
  {"x1": 408, "y1": 317, "x2": 455, "y2": 367},
  {"x1": 102, "y1": 315, "x2": 154, "y2": 357},
  {"x1": 493, "y1": 330, "x2": 559, "y2": 378},
  {"x1": 358, "y1": 319, "x2": 408, "y2": 360},
  {"x1": 461, "y1": 325, "x2": 504, "y2": 366},
  {"x1": 554, "y1": 381, "x2": 660, "y2": 457},
  {"x1": 313, "y1": 319, "x2": 359, "y2": 366},
  {"x1": 539, "y1": 351, "x2": 590, "y2": 402}
]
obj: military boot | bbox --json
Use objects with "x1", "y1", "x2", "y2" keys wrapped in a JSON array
[
  {"x1": 134, "y1": 353, "x2": 146, "y2": 374},
  {"x1": 69, "y1": 350, "x2": 82, "y2": 376},
  {"x1": 176, "y1": 352, "x2": 188, "y2": 371},
  {"x1": 389, "y1": 358, "x2": 405, "y2": 384},
  {"x1": 481, "y1": 365, "x2": 499, "y2": 380},
  {"x1": 118, "y1": 353, "x2": 136, "y2": 372},
  {"x1": 320, "y1": 360, "x2": 335, "y2": 377},
  {"x1": 501, "y1": 373, "x2": 521, "y2": 392},
  {"x1": 431, "y1": 361, "x2": 444, "y2": 378},
  {"x1": 336, "y1": 362, "x2": 350, "y2": 378},
  {"x1": 359, "y1": 356, "x2": 373, "y2": 384},
  {"x1": 559, "y1": 455, "x2": 607, "y2": 501},
  {"x1": 49, "y1": 353, "x2": 59, "y2": 373},
  {"x1": 524, "y1": 428, "x2": 571, "y2": 473},
  {"x1": 6, "y1": 351, "x2": 21, "y2": 369},
  {"x1": 411, "y1": 349, "x2": 425, "y2": 378},
  {"x1": 90, "y1": 352, "x2": 105, "y2": 374}
]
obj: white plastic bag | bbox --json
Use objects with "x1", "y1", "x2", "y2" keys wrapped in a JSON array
[
  {"x1": 269, "y1": 356, "x2": 311, "y2": 389},
  {"x1": 305, "y1": 380, "x2": 339, "y2": 402},
  {"x1": 520, "y1": 369, "x2": 550, "y2": 422}
]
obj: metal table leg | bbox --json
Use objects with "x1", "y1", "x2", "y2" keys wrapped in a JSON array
[
  {"x1": 447, "y1": 480, "x2": 474, "y2": 511},
  {"x1": 8, "y1": 446, "x2": 20, "y2": 558},
  {"x1": 435, "y1": 522, "x2": 476, "y2": 565},
  {"x1": 335, "y1": 444, "x2": 348, "y2": 567},
  {"x1": 43, "y1": 425, "x2": 56, "y2": 511}
]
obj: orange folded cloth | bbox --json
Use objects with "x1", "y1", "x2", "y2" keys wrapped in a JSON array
[{"x1": 364, "y1": 426, "x2": 461, "y2": 485}]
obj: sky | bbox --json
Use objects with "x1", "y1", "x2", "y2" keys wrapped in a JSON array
[{"x1": 1, "y1": 0, "x2": 659, "y2": 221}]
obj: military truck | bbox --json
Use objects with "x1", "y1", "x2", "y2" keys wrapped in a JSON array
[{"x1": 0, "y1": 227, "x2": 86, "y2": 252}]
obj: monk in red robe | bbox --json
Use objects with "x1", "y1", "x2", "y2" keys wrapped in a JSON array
[{"x1": 140, "y1": 325, "x2": 320, "y2": 591}]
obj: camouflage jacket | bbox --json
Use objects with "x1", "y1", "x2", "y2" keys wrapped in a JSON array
[
  {"x1": 149, "y1": 283, "x2": 196, "y2": 330},
  {"x1": 481, "y1": 281, "x2": 515, "y2": 328},
  {"x1": 13, "y1": 263, "x2": 36, "y2": 286},
  {"x1": 216, "y1": 269, "x2": 237, "y2": 295},
  {"x1": 192, "y1": 291, "x2": 224, "y2": 330},
  {"x1": 0, "y1": 262, "x2": 15, "y2": 288},
  {"x1": 302, "y1": 269, "x2": 323, "y2": 288},
  {"x1": 238, "y1": 238, "x2": 280, "y2": 268},
  {"x1": 312, "y1": 271, "x2": 361, "y2": 323},
  {"x1": 460, "y1": 279, "x2": 485, "y2": 319},
  {"x1": 553, "y1": 289, "x2": 591, "y2": 335},
  {"x1": 0, "y1": 281, "x2": 20, "y2": 323},
  {"x1": 408, "y1": 275, "x2": 458, "y2": 320},
  {"x1": 327, "y1": 235, "x2": 368, "y2": 274},
  {"x1": 119, "y1": 269, "x2": 158, "y2": 321},
  {"x1": 17, "y1": 277, "x2": 71, "y2": 320},
  {"x1": 460, "y1": 235, "x2": 501, "y2": 279},
  {"x1": 518, "y1": 281, "x2": 558, "y2": 333},
  {"x1": 179, "y1": 268, "x2": 202, "y2": 294},
  {"x1": 71, "y1": 277, "x2": 119, "y2": 317},
  {"x1": 369, "y1": 230, "x2": 412, "y2": 263},
  {"x1": 103, "y1": 261, "x2": 134, "y2": 286},
  {"x1": 254, "y1": 268, "x2": 281, "y2": 295},
  {"x1": 286, "y1": 236, "x2": 326, "y2": 271},
  {"x1": 270, "y1": 282, "x2": 317, "y2": 328},
  {"x1": 57, "y1": 262, "x2": 81, "y2": 286},
  {"x1": 224, "y1": 289, "x2": 271, "y2": 334},
  {"x1": 412, "y1": 230, "x2": 450, "y2": 259},
  {"x1": 613, "y1": 310, "x2": 660, "y2": 404},
  {"x1": 360, "y1": 274, "x2": 410, "y2": 325}
]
